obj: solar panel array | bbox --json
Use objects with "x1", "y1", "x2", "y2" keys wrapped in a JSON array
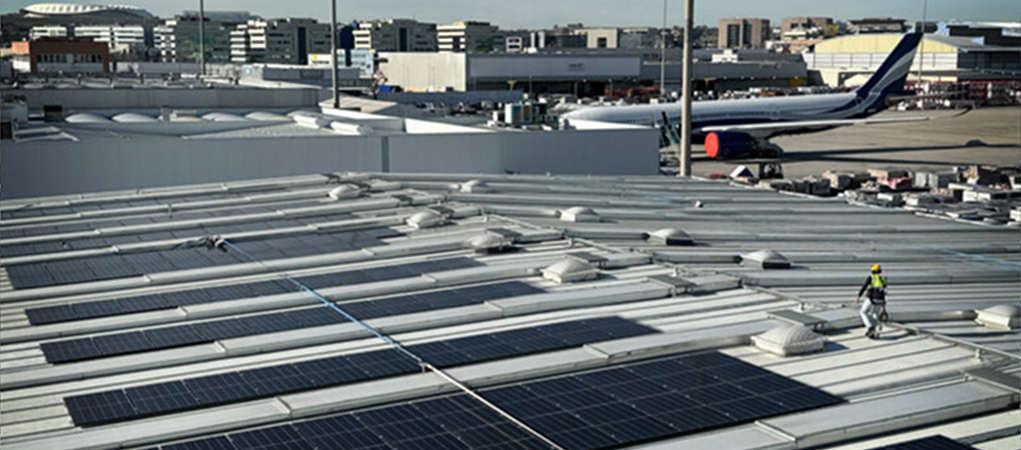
[
  {"x1": 145, "y1": 351, "x2": 842, "y2": 450},
  {"x1": 63, "y1": 317, "x2": 656, "y2": 426},
  {"x1": 26, "y1": 257, "x2": 481, "y2": 326},
  {"x1": 41, "y1": 280, "x2": 528, "y2": 364},
  {"x1": 868, "y1": 436, "x2": 977, "y2": 450},
  {"x1": 0, "y1": 193, "x2": 245, "y2": 222},
  {"x1": 0, "y1": 203, "x2": 334, "y2": 257},
  {"x1": 6, "y1": 227, "x2": 402, "y2": 290},
  {"x1": 479, "y1": 351, "x2": 843, "y2": 450}
]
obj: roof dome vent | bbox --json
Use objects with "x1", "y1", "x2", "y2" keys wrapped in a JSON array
[
  {"x1": 541, "y1": 258, "x2": 598, "y2": 284},
  {"x1": 459, "y1": 179, "x2": 492, "y2": 193},
  {"x1": 647, "y1": 228, "x2": 694, "y2": 246},
  {"x1": 406, "y1": 210, "x2": 444, "y2": 229},
  {"x1": 560, "y1": 206, "x2": 600, "y2": 223},
  {"x1": 976, "y1": 304, "x2": 1020, "y2": 330},
  {"x1": 464, "y1": 233, "x2": 512, "y2": 253},
  {"x1": 752, "y1": 324, "x2": 824, "y2": 356},
  {"x1": 328, "y1": 184, "x2": 362, "y2": 200},
  {"x1": 741, "y1": 250, "x2": 791, "y2": 269}
]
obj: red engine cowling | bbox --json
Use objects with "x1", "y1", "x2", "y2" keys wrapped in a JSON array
[{"x1": 705, "y1": 132, "x2": 756, "y2": 159}]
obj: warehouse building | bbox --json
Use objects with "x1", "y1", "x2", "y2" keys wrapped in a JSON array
[
  {"x1": 805, "y1": 33, "x2": 1021, "y2": 86},
  {"x1": 0, "y1": 171, "x2": 1017, "y2": 450},
  {"x1": 10, "y1": 40, "x2": 110, "y2": 74}
]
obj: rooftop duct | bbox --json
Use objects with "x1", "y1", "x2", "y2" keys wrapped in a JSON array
[
  {"x1": 741, "y1": 250, "x2": 792, "y2": 269},
  {"x1": 560, "y1": 206, "x2": 600, "y2": 223},
  {"x1": 647, "y1": 228, "x2": 694, "y2": 246},
  {"x1": 975, "y1": 304, "x2": 1020, "y2": 330},
  {"x1": 752, "y1": 324, "x2": 825, "y2": 356},
  {"x1": 541, "y1": 258, "x2": 598, "y2": 284}
]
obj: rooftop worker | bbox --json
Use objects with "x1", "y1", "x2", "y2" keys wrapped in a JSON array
[{"x1": 855, "y1": 264, "x2": 888, "y2": 339}]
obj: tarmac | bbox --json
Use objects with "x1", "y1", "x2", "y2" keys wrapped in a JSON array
[{"x1": 675, "y1": 106, "x2": 1021, "y2": 178}]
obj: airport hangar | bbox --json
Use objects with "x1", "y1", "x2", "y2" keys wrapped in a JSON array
[{"x1": 0, "y1": 171, "x2": 1018, "y2": 450}]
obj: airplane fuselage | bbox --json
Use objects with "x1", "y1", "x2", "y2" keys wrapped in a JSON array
[{"x1": 561, "y1": 91, "x2": 884, "y2": 139}]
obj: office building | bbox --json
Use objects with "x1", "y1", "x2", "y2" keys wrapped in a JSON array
[
  {"x1": 849, "y1": 18, "x2": 907, "y2": 34},
  {"x1": 11, "y1": 39, "x2": 110, "y2": 73},
  {"x1": 718, "y1": 18, "x2": 771, "y2": 48},
  {"x1": 437, "y1": 21, "x2": 499, "y2": 52},
  {"x1": 157, "y1": 12, "x2": 251, "y2": 63},
  {"x1": 230, "y1": 18, "x2": 331, "y2": 64},
  {"x1": 28, "y1": 25, "x2": 69, "y2": 40},
  {"x1": 353, "y1": 19, "x2": 437, "y2": 52}
]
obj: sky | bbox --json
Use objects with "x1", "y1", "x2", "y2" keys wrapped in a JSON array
[{"x1": 4, "y1": 0, "x2": 1020, "y2": 29}]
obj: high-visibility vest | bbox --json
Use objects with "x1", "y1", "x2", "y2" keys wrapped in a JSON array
[{"x1": 870, "y1": 274, "x2": 887, "y2": 303}]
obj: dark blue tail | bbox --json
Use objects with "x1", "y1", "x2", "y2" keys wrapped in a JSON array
[{"x1": 855, "y1": 33, "x2": 923, "y2": 111}]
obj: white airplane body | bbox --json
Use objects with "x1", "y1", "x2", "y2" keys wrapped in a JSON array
[{"x1": 560, "y1": 33, "x2": 953, "y2": 158}]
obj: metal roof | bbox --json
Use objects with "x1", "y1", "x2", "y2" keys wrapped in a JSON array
[{"x1": 1, "y1": 172, "x2": 1017, "y2": 450}]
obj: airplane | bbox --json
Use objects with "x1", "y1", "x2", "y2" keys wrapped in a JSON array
[{"x1": 560, "y1": 33, "x2": 966, "y2": 160}]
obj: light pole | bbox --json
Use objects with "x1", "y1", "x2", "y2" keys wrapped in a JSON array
[
  {"x1": 660, "y1": 0, "x2": 667, "y2": 99},
  {"x1": 198, "y1": 0, "x2": 205, "y2": 77},
  {"x1": 330, "y1": 0, "x2": 339, "y2": 108},
  {"x1": 679, "y1": 0, "x2": 693, "y2": 177}
]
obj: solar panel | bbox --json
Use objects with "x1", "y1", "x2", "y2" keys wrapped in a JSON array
[
  {"x1": 143, "y1": 325, "x2": 206, "y2": 348},
  {"x1": 160, "y1": 436, "x2": 237, "y2": 450},
  {"x1": 64, "y1": 390, "x2": 137, "y2": 426},
  {"x1": 93, "y1": 331, "x2": 155, "y2": 357},
  {"x1": 40, "y1": 338, "x2": 100, "y2": 363},
  {"x1": 291, "y1": 356, "x2": 372, "y2": 386},
  {"x1": 24, "y1": 305, "x2": 78, "y2": 325},
  {"x1": 479, "y1": 351, "x2": 843, "y2": 449},
  {"x1": 228, "y1": 425, "x2": 314, "y2": 450},
  {"x1": 124, "y1": 381, "x2": 200, "y2": 416},
  {"x1": 240, "y1": 364, "x2": 319, "y2": 396},
  {"x1": 184, "y1": 372, "x2": 262, "y2": 406},
  {"x1": 869, "y1": 436, "x2": 977, "y2": 450}
]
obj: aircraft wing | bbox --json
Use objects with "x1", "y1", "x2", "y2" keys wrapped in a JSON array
[{"x1": 698, "y1": 108, "x2": 971, "y2": 138}]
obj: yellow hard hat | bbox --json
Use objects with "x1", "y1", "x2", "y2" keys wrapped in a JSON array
[{"x1": 871, "y1": 264, "x2": 882, "y2": 273}]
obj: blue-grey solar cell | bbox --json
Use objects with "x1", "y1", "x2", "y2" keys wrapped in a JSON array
[
  {"x1": 346, "y1": 349, "x2": 422, "y2": 377},
  {"x1": 237, "y1": 314, "x2": 303, "y2": 334},
  {"x1": 64, "y1": 390, "x2": 137, "y2": 426},
  {"x1": 291, "y1": 356, "x2": 371, "y2": 386},
  {"x1": 116, "y1": 294, "x2": 171, "y2": 314},
  {"x1": 143, "y1": 325, "x2": 206, "y2": 349},
  {"x1": 125, "y1": 381, "x2": 200, "y2": 416},
  {"x1": 71, "y1": 300, "x2": 123, "y2": 320},
  {"x1": 240, "y1": 364, "x2": 319, "y2": 396},
  {"x1": 193, "y1": 319, "x2": 254, "y2": 341},
  {"x1": 281, "y1": 308, "x2": 346, "y2": 328},
  {"x1": 159, "y1": 436, "x2": 237, "y2": 450},
  {"x1": 184, "y1": 372, "x2": 262, "y2": 407},
  {"x1": 93, "y1": 331, "x2": 155, "y2": 356},
  {"x1": 25, "y1": 305, "x2": 79, "y2": 325},
  {"x1": 41, "y1": 338, "x2": 100, "y2": 363},
  {"x1": 229, "y1": 424, "x2": 314, "y2": 450}
]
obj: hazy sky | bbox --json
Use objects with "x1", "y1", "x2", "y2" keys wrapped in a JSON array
[{"x1": 4, "y1": 0, "x2": 1020, "y2": 28}]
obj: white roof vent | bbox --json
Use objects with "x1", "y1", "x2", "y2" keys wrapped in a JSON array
[
  {"x1": 647, "y1": 228, "x2": 694, "y2": 246},
  {"x1": 741, "y1": 250, "x2": 791, "y2": 269},
  {"x1": 975, "y1": 304, "x2": 1020, "y2": 330},
  {"x1": 752, "y1": 324, "x2": 825, "y2": 356},
  {"x1": 541, "y1": 258, "x2": 598, "y2": 284},
  {"x1": 464, "y1": 233, "x2": 511, "y2": 253},
  {"x1": 406, "y1": 210, "x2": 444, "y2": 229},
  {"x1": 328, "y1": 184, "x2": 362, "y2": 200},
  {"x1": 459, "y1": 179, "x2": 492, "y2": 193},
  {"x1": 560, "y1": 206, "x2": 600, "y2": 223}
]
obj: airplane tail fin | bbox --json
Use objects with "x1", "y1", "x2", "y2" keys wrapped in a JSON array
[{"x1": 855, "y1": 33, "x2": 923, "y2": 109}]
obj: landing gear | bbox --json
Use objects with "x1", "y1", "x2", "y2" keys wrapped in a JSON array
[{"x1": 758, "y1": 161, "x2": 784, "y2": 179}]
